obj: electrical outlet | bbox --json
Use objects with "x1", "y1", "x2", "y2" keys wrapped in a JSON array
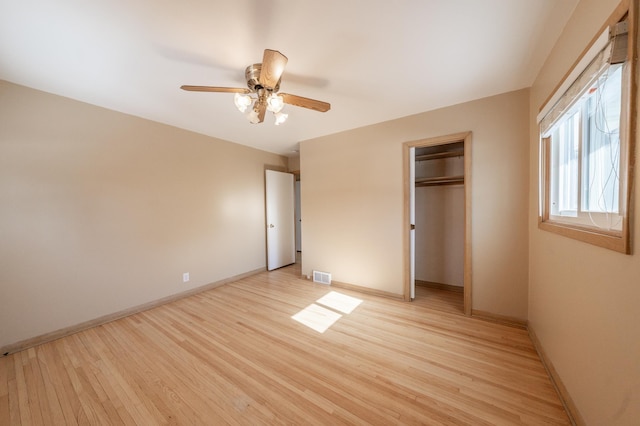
[{"x1": 183, "y1": 272, "x2": 190, "y2": 283}]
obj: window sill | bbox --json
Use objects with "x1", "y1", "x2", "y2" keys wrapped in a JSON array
[{"x1": 538, "y1": 219, "x2": 630, "y2": 254}]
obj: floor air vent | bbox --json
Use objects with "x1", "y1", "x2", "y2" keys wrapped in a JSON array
[{"x1": 312, "y1": 270, "x2": 332, "y2": 285}]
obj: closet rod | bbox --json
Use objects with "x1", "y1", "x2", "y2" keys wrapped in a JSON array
[
  {"x1": 415, "y1": 175, "x2": 464, "y2": 187},
  {"x1": 415, "y1": 149, "x2": 464, "y2": 161}
]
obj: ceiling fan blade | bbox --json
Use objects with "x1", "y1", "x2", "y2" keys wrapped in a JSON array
[
  {"x1": 259, "y1": 49, "x2": 288, "y2": 90},
  {"x1": 180, "y1": 85, "x2": 250, "y2": 94},
  {"x1": 257, "y1": 102, "x2": 266, "y2": 123},
  {"x1": 280, "y1": 93, "x2": 331, "y2": 112}
]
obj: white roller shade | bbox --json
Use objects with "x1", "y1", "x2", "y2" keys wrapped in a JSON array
[{"x1": 537, "y1": 23, "x2": 628, "y2": 132}]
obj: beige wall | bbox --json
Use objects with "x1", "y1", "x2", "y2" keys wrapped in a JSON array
[
  {"x1": 415, "y1": 185, "x2": 464, "y2": 287},
  {"x1": 288, "y1": 155, "x2": 300, "y2": 172},
  {"x1": 529, "y1": 0, "x2": 640, "y2": 424},
  {"x1": 300, "y1": 89, "x2": 530, "y2": 319},
  {"x1": 0, "y1": 81, "x2": 286, "y2": 349}
]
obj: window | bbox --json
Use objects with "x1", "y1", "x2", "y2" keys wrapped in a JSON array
[
  {"x1": 539, "y1": 10, "x2": 635, "y2": 254},
  {"x1": 548, "y1": 63, "x2": 623, "y2": 228}
]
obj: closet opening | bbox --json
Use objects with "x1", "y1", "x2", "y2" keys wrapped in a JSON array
[{"x1": 403, "y1": 132, "x2": 472, "y2": 315}]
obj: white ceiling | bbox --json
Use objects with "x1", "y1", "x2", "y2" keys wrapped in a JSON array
[{"x1": 0, "y1": 0, "x2": 578, "y2": 156}]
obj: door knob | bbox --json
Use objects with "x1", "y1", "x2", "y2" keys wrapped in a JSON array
[{"x1": 269, "y1": 224, "x2": 275, "y2": 228}]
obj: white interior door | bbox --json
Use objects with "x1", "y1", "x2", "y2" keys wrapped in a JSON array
[
  {"x1": 295, "y1": 180, "x2": 302, "y2": 252},
  {"x1": 410, "y1": 147, "x2": 416, "y2": 300},
  {"x1": 266, "y1": 170, "x2": 296, "y2": 271}
]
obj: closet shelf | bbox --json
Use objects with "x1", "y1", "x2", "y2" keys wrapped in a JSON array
[
  {"x1": 415, "y1": 175, "x2": 464, "y2": 187},
  {"x1": 415, "y1": 149, "x2": 464, "y2": 161}
]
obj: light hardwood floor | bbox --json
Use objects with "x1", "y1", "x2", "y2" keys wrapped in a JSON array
[
  {"x1": 413, "y1": 285, "x2": 464, "y2": 316},
  {"x1": 0, "y1": 263, "x2": 569, "y2": 425}
]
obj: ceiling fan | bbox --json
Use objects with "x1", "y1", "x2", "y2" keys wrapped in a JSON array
[{"x1": 181, "y1": 49, "x2": 331, "y2": 125}]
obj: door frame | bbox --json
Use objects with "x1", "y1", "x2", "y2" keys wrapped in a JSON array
[{"x1": 403, "y1": 131, "x2": 472, "y2": 315}]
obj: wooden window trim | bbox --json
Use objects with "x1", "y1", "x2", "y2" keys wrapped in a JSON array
[{"x1": 538, "y1": 0, "x2": 636, "y2": 254}]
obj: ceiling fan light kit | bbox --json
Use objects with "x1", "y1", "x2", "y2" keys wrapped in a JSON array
[
  {"x1": 266, "y1": 94, "x2": 284, "y2": 113},
  {"x1": 181, "y1": 49, "x2": 330, "y2": 125},
  {"x1": 274, "y1": 111, "x2": 288, "y2": 126},
  {"x1": 234, "y1": 93, "x2": 252, "y2": 113}
]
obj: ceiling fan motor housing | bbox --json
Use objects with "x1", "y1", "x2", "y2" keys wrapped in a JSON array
[{"x1": 245, "y1": 63, "x2": 281, "y2": 93}]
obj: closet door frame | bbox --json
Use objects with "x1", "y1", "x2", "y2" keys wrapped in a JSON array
[{"x1": 402, "y1": 131, "x2": 472, "y2": 315}]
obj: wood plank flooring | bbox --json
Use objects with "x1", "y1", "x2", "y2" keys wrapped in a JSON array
[
  {"x1": 414, "y1": 285, "x2": 464, "y2": 315},
  {"x1": 0, "y1": 263, "x2": 570, "y2": 425}
]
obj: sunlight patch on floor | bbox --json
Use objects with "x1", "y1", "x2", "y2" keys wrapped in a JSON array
[
  {"x1": 292, "y1": 291, "x2": 363, "y2": 333},
  {"x1": 292, "y1": 304, "x2": 342, "y2": 333},
  {"x1": 316, "y1": 291, "x2": 362, "y2": 314}
]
